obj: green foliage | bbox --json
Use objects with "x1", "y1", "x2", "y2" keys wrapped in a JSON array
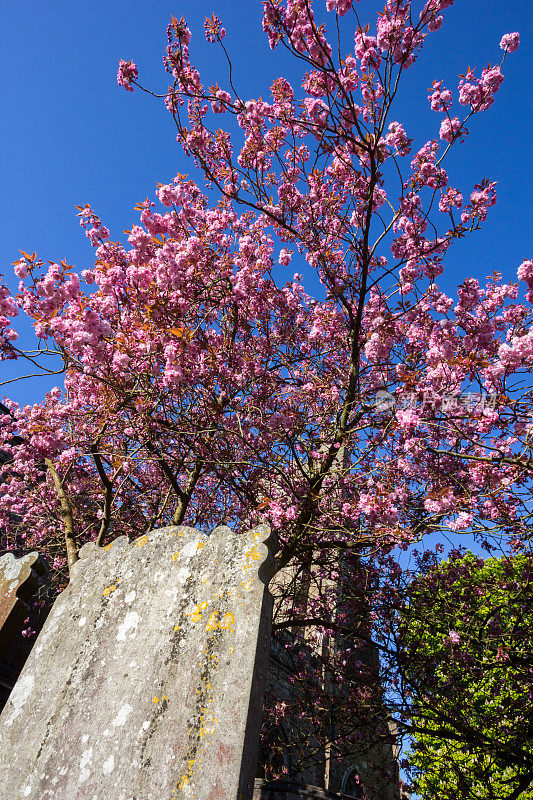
[{"x1": 401, "y1": 552, "x2": 533, "y2": 800}]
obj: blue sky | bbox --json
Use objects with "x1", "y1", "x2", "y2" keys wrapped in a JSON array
[{"x1": 1, "y1": 0, "x2": 532, "y2": 406}]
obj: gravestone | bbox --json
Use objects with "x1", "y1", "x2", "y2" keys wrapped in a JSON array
[
  {"x1": 0, "y1": 551, "x2": 49, "y2": 711},
  {"x1": 0, "y1": 524, "x2": 277, "y2": 800}
]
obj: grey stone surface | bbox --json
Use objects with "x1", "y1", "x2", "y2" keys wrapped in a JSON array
[
  {"x1": 0, "y1": 552, "x2": 49, "y2": 710},
  {"x1": 0, "y1": 524, "x2": 277, "y2": 800},
  {"x1": 0, "y1": 551, "x2": 43, "y2": 628}
]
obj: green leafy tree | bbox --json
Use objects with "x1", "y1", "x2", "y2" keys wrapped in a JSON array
[{"x1": 401, "y1": 551, "x2": 533, "y2": 800}]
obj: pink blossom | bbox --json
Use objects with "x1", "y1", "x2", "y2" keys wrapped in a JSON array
[
  {"x1": 428, "y1": 15, "x2": 443, "y2": 32},
  {"x1": 439, "y1": 116, "x2": 461, "y2": 143},
  {"x1": 428, "y1": 80, "x2": 452, "y2": 112},
  {"x1": 117, "y1": 60, "x2": 138, "y2": 92},
  {"x1": 204, "y1": 14, "x2": 226, "y2": 43},
  {"x1": 517, "y1": 259, "x2": 533, "y2": 302},
  {"x1": 278, "y1": 249, "x2": 292, "y2": 266},
  {"x1": 439, "y1": 187, "x2": 463, "y2": 212},
  {"x1": 385, "y1": 122, "x2": 411, "y2": 155},
  {"x1": 499, "y1": 32, "x2": 520, "y2": 52},
  {"x1": 326, "y1": 0, "x2": 355, "y2": 15}
]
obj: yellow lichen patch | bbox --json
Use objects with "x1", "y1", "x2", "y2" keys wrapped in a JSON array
[
  {"x1": 204, "y1": 612, "x2": 219, "y2": 632},
  {"x1": 198, "y1": 720, "x2": 217, "y2": 737},
  {"x1": 174, "y1": 625, "x2": 180, "y2": 631},
  {"x1": 136, "y1": 536, "x2": 149, "y2": 548},
  {"x1": 245, "y1": 546, "x2": 261, "y2": 561},
  {"x1": 153, "y1": 697, "x2": 159, "y2": 703},
  {"x1": 219, "y1": 612, "x2": 235, "y2": 631},
  {"x1": 171, "y1": 552, "x2": 180, "y2": 562},
  {"x1": 188, "y1": 600, "x2": 208, "y2": 623},
  {"x1": 228, "y1": 647, "x2": 234, "y2": 654},
  {"x1": 103, "y1": 543, "x2": 113, "y2": 551},
  {"x1": 102, "y1": 577, "x2": 121, "y2": 596}
]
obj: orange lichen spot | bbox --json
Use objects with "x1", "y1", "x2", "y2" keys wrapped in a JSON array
[
  {"x1": 196, "y1": 541, "x2": 205, "y2": 551},
  {"x1": 171, "y1": 552, "x2": 180, "y2": 562},
  {"x1": 245, "y1": 546, "x2": 261, "y2": 561},
  {"x1": 189, "y1": 600, "x2": 208, "y2": 622},
  {"x1": 153, "y1": 697, "x2": 159, "y2": 703},
  {"x1": 162, "y1": 695, "x2": 168, "y2": 701},
  {"x1": 136, "y1": 536, "x2": 149, "y2": 548},
  {"x1": 204, "y1": 611, "x2": 219, "y2": 632},
  {"x1": 102, "y1": 585, "x2": 116, "y2": 596},
  {"x1": 229, "y1": 647, "x2": 235, "y2": 654},
  {"x1": 103, "y1": 543, "x2": 113, "y2": 551},
  {"x1": 220, "y1": 612, "x2": 235, "y2": 630}
]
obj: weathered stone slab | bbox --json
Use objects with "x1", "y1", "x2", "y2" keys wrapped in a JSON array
[
  {"x1": 0, "y1": 551, "x2": 44, "y2": 630},
  {"x1": 0, "y1": 552, "x2": 49, "y2": 710},
  {"x1": 0, "y1": 524, "x2": 277, "y2": 800}
]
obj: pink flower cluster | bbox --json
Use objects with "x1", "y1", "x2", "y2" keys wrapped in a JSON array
[
  {"x1": 461, "y1": 181, "x2": 497, "y2": 224},
  {"x1": 376, "y1": 13, "x2": 425, "y2": 68},
  {"x1": 326, "y1": 0, "x2": 355, "y2": 15},
  {"x1": 204, "y1": 14, "x2": 226, "y2": 43},
  {"x1": 439, "y1": 116, "x2": 464, "y2": 144},
  {"x1": 458, "y1": 65, "x2": 504, "y2": 112},
  {"x1": 116, "y1": 59, "x2": 138, "y2": 92},
  {"x1": 439, "y1": 187, "x2": 463, "y2": 213},
  {"x1": 385, "y1": 122, "x2": 411, "y2": 156},
  {"x1": 428, "y1": 80, "x2": 453, "y2": 112},
  {"x1": 499, "y1": 32, "x2": 520, "y2": 53},
  {"x1": 517, "y1": 259, "x2": 533, "y2": 304}
]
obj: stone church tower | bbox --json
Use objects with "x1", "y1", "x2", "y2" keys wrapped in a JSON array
[{"x1": 253, "y1": 553, "x2": 410, "y2": 800}]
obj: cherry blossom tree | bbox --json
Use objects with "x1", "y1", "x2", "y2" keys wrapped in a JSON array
[{"x1": 0, "y1": 1, "x2": 529, "y2": 793}]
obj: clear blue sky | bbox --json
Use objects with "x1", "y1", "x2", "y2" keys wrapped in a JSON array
[{"x1": 1, "y1": 0, "x2": 532, "y2": 405}]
